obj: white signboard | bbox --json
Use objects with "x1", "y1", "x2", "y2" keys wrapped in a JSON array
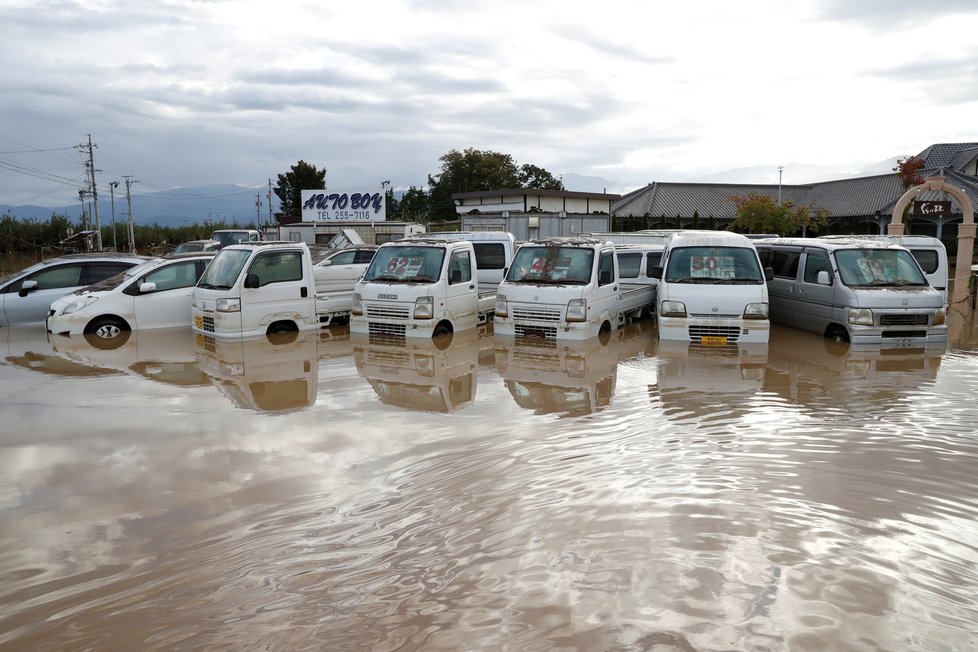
[{"x1": 301, "y1": 189, "x2": 386, "y2": 222}]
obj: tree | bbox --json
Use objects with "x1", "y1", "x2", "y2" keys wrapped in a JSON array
[
  {"x1": 894, "y1": 156, "x2": 925, "y2": 189},
  {"x1": 426, "y1": 148, "x2": 563, "y2": 221},
  {"x1": 274, "y1": 160, "x2": 327, "y2": 220},
  {"x1": 518, "y1": 164, "x2": 564, "y2": 190},
  {"x1": 395, "y1": 186, "x2": 431, "y2": 224},
  {"x1": 729, "y1": 193, "x2": 830, "y2": 236}
]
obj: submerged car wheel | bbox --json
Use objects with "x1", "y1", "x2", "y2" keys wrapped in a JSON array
[{"x1": 83, "y1": 316, "x2": 131, "y2": 349}]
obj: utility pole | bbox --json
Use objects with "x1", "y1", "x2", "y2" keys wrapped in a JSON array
[
  {"x1": 78, "y1": 135, "x2": 103, "y2": 251},
  {"x1": 255, "y1": 193, "x2": 262, "y2": 230},
  {"x1": 109, "y1": 181, "x2": 119, "y2": 251},
  {"x1": 124, "y1": 176, "x2": 138, "y2": 253},
  {"x1": 77, "y1": 190, "x2": 89, "y2": 251},
  {"x1": 267, "y1": 178, "x2": 273, "y2": 228},
  {"x1": 777, "y1": 165, "x2": 784, "y2": 205}
]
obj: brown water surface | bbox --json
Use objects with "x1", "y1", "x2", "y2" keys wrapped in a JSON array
[{"x1": 2, "y1": 316, "x2": 978, "y2": 650}]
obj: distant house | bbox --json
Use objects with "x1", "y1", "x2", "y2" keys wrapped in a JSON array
[
  {"x1": 451, "y1": 188, "x2": 620, "y2": 240},
  {"x1": 613, "y1": 142, "x2": 978, "y2": 254}
]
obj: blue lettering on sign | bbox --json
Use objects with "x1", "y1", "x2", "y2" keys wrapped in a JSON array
[{"x1": 303, "y1": 192, "x2": 384, "y2": 213}]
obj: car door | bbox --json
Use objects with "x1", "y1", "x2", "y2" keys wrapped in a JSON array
[
  {"x1": 445, "y1": 249, "x2": 477, "y2": 327},
  {"x1": 316, "y1": 250, "x2": 359, "y2": 291},
  {"x1": 590, "y1": 249, "x2": 619, "y2": 323},
  {"x1": 796, "y1": 247, "x2": 835, "y2": 333},
  {"x1": 1, "y1": 262, "x2": 86, "y2": 325},
  {"x1": 132, "y1": 259, "x2": 205, "y2": 330},
  {"x1": 241, "y1": 248, "x2": 310, "y2": 327}
]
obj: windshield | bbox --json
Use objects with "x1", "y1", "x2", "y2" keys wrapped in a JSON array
[
  {"x1": 835, "y1": 248, "x2": 927, "y2": 287},
  {"x1": 664, "y1": 246, "x2": 763, "y2": 284},
  {"x1": 197, "y1": 249, "x2": 252, "y2": 289},
  {"x1": 506, "y1": 246, "x2": 594, "y2": 284},
  {"x1": 212, "y1": 231, "x2": 250, "y2": 248},
  {"x1": 364, "y1": 246, "x2": 444, "y2": 283}
]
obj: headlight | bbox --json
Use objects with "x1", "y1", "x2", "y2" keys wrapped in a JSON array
[
  {"x1": 351, "y1": 293, "x2": 363, "y2": 316},
  {"x1": 933, "y1": 309, "x2": 945, "y2": 325},
  {"x1": 565, "y1": 298, "x2": 587, "y2": 322},
  {"x1": 62, "y1": 295, "x2": 99, "y2": 315},
  {"x1": 495, "y1": 294, "x2": 508, "y2": 318},
  {"x1": 847, "y1": 308, "x2": 874, "y2": 326},
  {"x1": 216, "y1": 297, "x2": 241, "y2": 313},
  {"x1": 414, "y1": 296, "x2": 433, "y2": 319},
  {"x1": 660, "y1": 300, "x2": 687, "y2": 318},
  {"x1": 743, "y1": 302, "x2": 768, "y2": 319}
]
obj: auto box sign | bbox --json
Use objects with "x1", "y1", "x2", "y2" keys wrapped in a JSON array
[{"x1": 301, "y1": 189, "x2": 387, "y2": 222}]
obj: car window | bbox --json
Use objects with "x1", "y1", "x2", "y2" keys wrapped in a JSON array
[
  {"x1": 616, "y1": 252, "x2": 642, "y2": 278},
  {"x1": 771, "y1": 250, "x2": 800, "y2": 279},
  {"x1": 598, "y1": 251, "x2": 615, "y2": 286},
  {"x1": 802, "y1": 249, "x2": 831, "y2": 283},
  {"x1": 249, "y1": 251, "x2": 303, "y2": 285},
  {"x1": 910, "y1": 249, "x2": 939, "y2": 274},
  {"x1": 329, "y1": 251, "x2": 356, "y2": 264},
  {"x1": 645, "y1": 252, "x2": 662, "y2": 276},
  {"x1": 85, "y1": 262, "x2": 137, "y2": 285},
  {"x1": 19, "y1": 264, "x2": 83, "y2": 291},
  {"x1": 472, "y1": 243, "x2": 505, "y2": 270},
  {"x1": 448, "y1": 251, "x2": 472, "y2": 284},
  {"x1": 353, "y1": 249, "x2": 376, "y2": 264},
  {"x1": 141, "y1": 260, "x2": 200, "y2": 292}
]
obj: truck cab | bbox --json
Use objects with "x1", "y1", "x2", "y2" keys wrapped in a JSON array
[{"x1": 351, "y1": 238, "x2": 495, "y2": 339}]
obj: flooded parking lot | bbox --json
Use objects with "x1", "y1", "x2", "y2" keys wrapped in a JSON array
[{"x1": 2, "y1": 314, "x2": 978, "y2": 651}]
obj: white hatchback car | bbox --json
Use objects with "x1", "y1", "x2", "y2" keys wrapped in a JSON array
[{"x1": 46, "y1": 252, "x2": 214, "y2": 347}]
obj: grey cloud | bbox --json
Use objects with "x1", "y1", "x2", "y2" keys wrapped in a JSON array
[{"x1": 817, "y1": 0, "x2": 978, "y2": 27}]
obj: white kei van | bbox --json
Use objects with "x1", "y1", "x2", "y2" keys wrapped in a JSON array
[
  {"x1": 755, "y1": 237, "x2": 946, "y2": 346},
  {"x1": 415, "y1": 231, "x2": 517, "y2": 292},
  {"x1": 652, "y1": 230, "x2": 772, "y2": 344}
]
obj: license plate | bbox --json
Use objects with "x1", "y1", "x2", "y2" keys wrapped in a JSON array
[
  {"x1": 701, "y1": 335, "x2": 727, "y2": 346},
  {"x1": 194, "y1": 315, "x2": 203, "y2": 329}
]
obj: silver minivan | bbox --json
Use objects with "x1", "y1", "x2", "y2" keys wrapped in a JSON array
[{"x1": 754, "y1": 237, "x2": 946, "y2": 346}]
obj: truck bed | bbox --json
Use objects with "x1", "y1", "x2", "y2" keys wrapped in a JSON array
[{"x1": 619, "y1": 285, "x2": 655, "y2": 318}]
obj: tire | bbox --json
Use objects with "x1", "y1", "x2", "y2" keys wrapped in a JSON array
[
  {"x1": 83, "y1": 316, "x2": 131, "y2": 350},
  {"x1": 826, "y1": 325, "x2": 850, "y2": 343},
  {"x1": 267, "y1": 321, "x2": 298, "y2": 334}
]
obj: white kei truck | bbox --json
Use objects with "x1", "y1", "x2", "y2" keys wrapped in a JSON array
[
  {"x1": 351, "y1": 236, "x2": 508, "y2": 338},
  {"x1": 191, "y1": 241, "x2": 365, "y2": 339},
  {"x1": 493, "y1": 236, "x2": 655, "y2": 340}
]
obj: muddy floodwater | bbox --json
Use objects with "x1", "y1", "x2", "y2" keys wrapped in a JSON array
[{"x1": 2, "y1": 314, "x2": 978, "y2": 651}]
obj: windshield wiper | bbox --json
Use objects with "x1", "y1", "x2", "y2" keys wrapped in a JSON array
[{"x1": 373, "y1": 274, "x2": 402, "y2": 282}]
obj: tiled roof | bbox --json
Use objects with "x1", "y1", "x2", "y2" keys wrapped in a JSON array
[
  {"x1": 914, "y1": 142, "x2": 978, "y2": 169},
  {"x1": 876, "y1": 169, "x2": 978, "y2": 215},
  {"x1": 613, "y1": 182, "x2": 811, "y2": 220},
  {"x1": 792, "y1": 174, "x2": 905, "y2": 217}
]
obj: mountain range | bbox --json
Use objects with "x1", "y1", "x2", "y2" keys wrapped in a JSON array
[{"x1": 1, "y1": 159, "x2": 900, "y2": 228}]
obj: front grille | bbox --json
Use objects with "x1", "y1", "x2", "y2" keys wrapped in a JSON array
[
  {"x1": 198, "y1": 334, "x2": 216, "y2": 353},
  {"x1": 689, "y1": 325, "x2": 741, "y2": 343},
  {"x1": 365, "y1": 304, "x2": 411, "y2": 320},
  {"x1": 369, "y1": 322, "x2": 406, "y2": 337},
  {"x1": 512, "y1": 307, "x2": 561, "y2": 322},
  {"x1": 515, "y1": 324, "x2": 557, "y2": 339},
  {"x1": 879, "y1": 313, "x2": 929, "y2": 326},
  {"x1": 882, "y1": 330, "x2": 927, "y2": 339},
  {"x1": 201, "y1": 316, "x2": 215, "y2": 333}
]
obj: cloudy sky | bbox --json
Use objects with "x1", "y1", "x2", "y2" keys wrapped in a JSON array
[{"x1": 2, "y1": 0, "x2": 978, "y2": 209}]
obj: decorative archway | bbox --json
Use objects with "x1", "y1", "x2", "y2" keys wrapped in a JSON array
[{"x1": 890, "y1": 175, "x2": 975, "y2": 306}]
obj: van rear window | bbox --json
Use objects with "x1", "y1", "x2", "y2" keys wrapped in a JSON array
[{"x1": 616, "y1": 252, "x2": 642, "y2": 278}]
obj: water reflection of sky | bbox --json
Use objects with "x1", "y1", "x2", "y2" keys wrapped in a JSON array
[{"x1": 2, "y1": 320, "x2": 978, "y2": 650}]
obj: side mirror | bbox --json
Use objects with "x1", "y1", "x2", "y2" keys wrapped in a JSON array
[
  {"x1": 244, "y1": 273, "x2": 260, "y2": 289},
  {"x1": 139, "y1": 282, "x2": 157, "y2": 294},
  {"x1": 319, "y1": 259, "x2": 332, "y2": 267},
  {"x1": 18, "y1": 279, "x2": 38, "y2": 297},
  {"x1": 765, "y1": 266, "x2": 774, "y2": 282},
  {"x1": 816, "y1": 270, "x2": 831, "y2": 285},
  {"x1": 651, "y1": 265, "x2": 663, "y2": 280}
]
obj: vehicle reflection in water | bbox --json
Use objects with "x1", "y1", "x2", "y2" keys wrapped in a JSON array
[
  {"x1": 763, "y1": 325, "x2": 944, "y2": 412},
  {"x1": 49, "y1": 327, "x2": 208, "y2": 386},
  {"x1": 649, "y1": 337, "x2": 769, "y2": 422},
  {"x1": 351, "y1": 327, "x2": 485, "y2": 413},
  {"x1": 0, "y1": 325, "x2": 120, "y2": 377},
  {"x1": 494, "y1": 321, "x2": 652, "y2": 417},
  {"x1": 194, "y1": 329, "x2": 337, "y2": 413}
]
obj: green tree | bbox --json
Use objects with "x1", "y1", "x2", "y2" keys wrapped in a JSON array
[
  {"x1": 426, "y1": 148, "x2": 563, "y2": 221},
  {"x1": 274, "y1": 160, "x2": 327, "y2": 220},
  {"x1": 517, "y1": 164, "x2": 564, "y2": 190},
  {"x1": 395, "y1": 186, "x2": 431, "y2": 224},
  {"x1": 729, "y1": 193, "x2": 830, "y2": 236}
]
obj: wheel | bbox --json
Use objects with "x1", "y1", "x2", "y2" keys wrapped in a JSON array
[
  {"x1": 83, "y1": 316, "x2": 131, "y2": 350},
  {"x1": 267, "y1": 321, "x2": 298, "y2": 334},
  {"x1": 826, "y1": 325, "x2": 850, "y2": 343}
]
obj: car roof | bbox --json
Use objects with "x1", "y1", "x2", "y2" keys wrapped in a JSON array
[{"x1": 162, "y1": 251, "x2": 218, "y2": 260}]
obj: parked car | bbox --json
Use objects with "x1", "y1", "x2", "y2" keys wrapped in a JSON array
[
  {"x1": 211, "y1": 229, "x2": 262, "y2": 248},
  {"x1": 174, "y1": 239, "x2": 220, "y2": 253},
  {"x1": 46, "y1": 252, "x2": 215, "y2": 347},
  {"x1": 314, "y1": 245, "x2": 378, "y2": 291},
  {"x1": 1, "y1": 253, "x2": 151, "y2": 326}
]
